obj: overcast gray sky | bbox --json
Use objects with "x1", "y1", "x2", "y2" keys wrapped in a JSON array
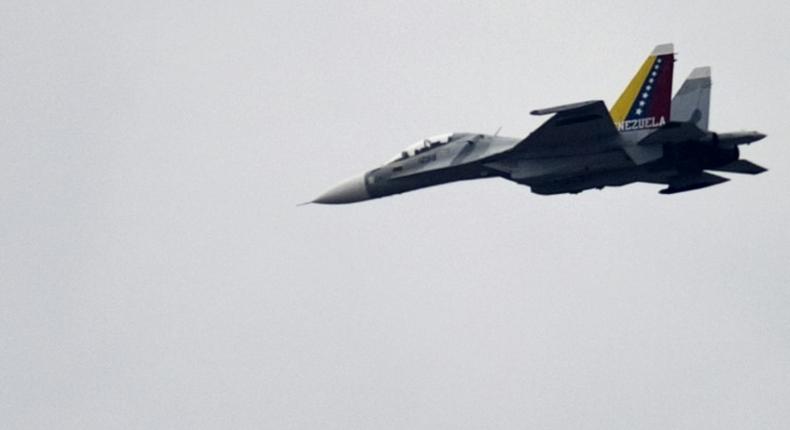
[{"x1": 2, "y1": 1, "x2": 789, "y2": 429}]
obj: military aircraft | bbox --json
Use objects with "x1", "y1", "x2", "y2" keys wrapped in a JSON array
[{"x1": 312, "y1": 44, "x2": 766, "y2": 204}]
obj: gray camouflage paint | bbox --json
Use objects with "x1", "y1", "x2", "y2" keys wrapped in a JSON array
[{"x1": 316, "y1": 57, "x2": 765, "y2": 203}]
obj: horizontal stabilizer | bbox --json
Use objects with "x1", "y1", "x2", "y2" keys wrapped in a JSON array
[
  {"x1": 624, "y1": 121, "x2": 706, "y2": 165},
  {"x1": 638, "y1": 121, "x2": 707, "y2": 146},
  {"x1": 709, "y1": 159, "x2": 767, "y2": 175},
  {"x1": 659, "y1": 171, "x2": 729, "y2": 194}
]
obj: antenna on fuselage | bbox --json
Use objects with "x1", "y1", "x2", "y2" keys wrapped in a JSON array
[{"x1": 494, "y1": 126, "x2": 502, "y2": 137}]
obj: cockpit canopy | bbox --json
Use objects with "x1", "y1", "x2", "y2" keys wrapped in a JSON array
[{"x1": 386, "y1": 133, "x2": 455, "y2": 163}]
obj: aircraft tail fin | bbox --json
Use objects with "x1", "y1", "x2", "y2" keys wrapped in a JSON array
[
  {"x1": 671, "y1": 67, "x2": 712, "y2": 130},
  {"x1": 610, "y1": 44, "x2": 675, "y2": 132}
]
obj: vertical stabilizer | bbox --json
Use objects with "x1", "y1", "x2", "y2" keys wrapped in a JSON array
[
  {"x1": 610, "y1": 43, "x2": 675, "y2": 131},
  {"x1": 671, "y1": 67, "x2": 711, "y2": 131}
]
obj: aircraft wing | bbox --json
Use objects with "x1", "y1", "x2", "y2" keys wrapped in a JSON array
[
  {"x1": 512, "y1": 100, "x2": 619, "y2": 153},
  {"x1": 709, "y1": 159, "x2": 767, "y2": 175}
]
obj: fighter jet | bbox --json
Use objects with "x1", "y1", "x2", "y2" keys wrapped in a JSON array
[{"x1": 312, "y1": 44, "x2": 766, "y2": 204}]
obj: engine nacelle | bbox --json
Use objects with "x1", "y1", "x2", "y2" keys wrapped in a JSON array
[{"x1": 703, "y1": 133, "x2": 739, "y2": 168}]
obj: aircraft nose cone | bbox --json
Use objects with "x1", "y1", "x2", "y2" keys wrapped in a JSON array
[{"x1": 313, "y1": 174, "x2": 370, "y2": 204}]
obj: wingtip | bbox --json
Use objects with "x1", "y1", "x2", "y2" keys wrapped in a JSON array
[{"x1": 296, "y1": 201, "x2": 313, "y2": 207}]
